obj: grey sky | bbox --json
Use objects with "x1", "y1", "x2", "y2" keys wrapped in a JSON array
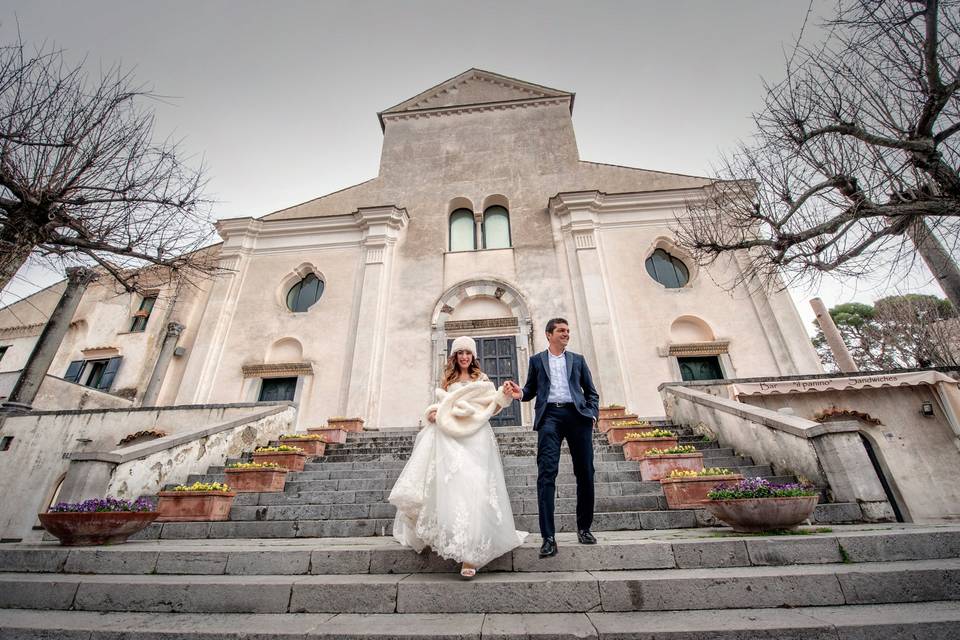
[{"x1": 0, "y1": 0, "x2": 946, "y2": 333}]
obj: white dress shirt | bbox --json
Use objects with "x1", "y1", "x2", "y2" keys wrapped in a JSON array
[{"x1": 546, "y1": 350, "x2": 573, "y2": 403}]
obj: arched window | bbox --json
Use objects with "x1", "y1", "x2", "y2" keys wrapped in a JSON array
[
  {"x1": 645, "y1": 248, "x2": 690, "y2": 288},
  {"x1": 449, "y1": 208, "x2": 475, "y2": 251},
  {"x1": 286, "y1": 273, "x2": 324, "y2": 312},
  {"x1": 482, "y1": 205, "x2": 511, "y2": 249}
]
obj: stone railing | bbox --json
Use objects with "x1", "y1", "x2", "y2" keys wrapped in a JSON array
[
  {"x1": 58, "y1": 404, "x2": 296, "y2": 504},
  {"x1": 660, "y1": 384, "x2": 895, "y2": 522}
]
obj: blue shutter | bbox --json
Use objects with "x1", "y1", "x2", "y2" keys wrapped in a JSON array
[
  {"x1": 64, "y1": 360, "x2": 85, "y2": 383},
  {"x1": 98, "y1": 357, "x2": 123, "y2": 390}
]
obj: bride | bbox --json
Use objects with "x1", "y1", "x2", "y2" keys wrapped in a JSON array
[{"x1": 388, "y1": 336, "x2": 528, "y2": 577}]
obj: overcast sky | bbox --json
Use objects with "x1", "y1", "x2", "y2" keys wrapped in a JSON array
[{"x1": 0, "y1": 0, "x2": 948, "y2": 333}]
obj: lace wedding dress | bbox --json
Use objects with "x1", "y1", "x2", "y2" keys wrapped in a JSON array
[{"x1": 389, "y1": 377, "x2": 528, "y2": 568}]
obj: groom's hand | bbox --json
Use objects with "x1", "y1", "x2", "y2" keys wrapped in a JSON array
[{"x1": 504, "y1": 380, "x2": 522, "y2": 400}]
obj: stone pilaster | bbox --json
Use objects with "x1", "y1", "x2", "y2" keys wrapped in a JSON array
[
  {"x1": 342, "y1": 206, "x2": 409, "y2": 426},
  {"x1": 141, "y1": 322, "x2": 186, "y2": 406}
]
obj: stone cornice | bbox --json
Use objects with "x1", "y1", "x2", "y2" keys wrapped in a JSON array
[
  {"x1": 665, "y1": 341, "x2": 730, "y2": 357},
  {"x1": 380, "y1": 96, "x2": 572, "y2": 127}
]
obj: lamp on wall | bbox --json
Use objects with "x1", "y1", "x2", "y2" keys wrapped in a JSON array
[{"x1": 920, "y1": 401, "x2": 935, "y2": 417}]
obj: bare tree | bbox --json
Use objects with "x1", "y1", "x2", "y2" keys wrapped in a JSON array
[
  {"x1": 0, "y1": 34, "x2": 217, "y2": 295},
  {"x1": 677, "y1": 0, "x2": 960, "y2": 309},
  {"x1": 813, "y1": 294, "x2": 958, "y2": 370}
]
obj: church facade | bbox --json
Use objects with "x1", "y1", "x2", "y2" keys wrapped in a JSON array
[{"x1": 0, "y1": 69, "x2": 823, "y2": 428}]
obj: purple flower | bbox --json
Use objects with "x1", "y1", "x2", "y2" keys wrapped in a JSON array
[{"x1": 48, "y1": 496, "x2": 155, "y2": 513}]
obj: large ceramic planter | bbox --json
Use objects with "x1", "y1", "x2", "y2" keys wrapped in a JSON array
[
  {"x1": 638, "y1": 452, "x2": 704, "y2": 481},
  {"x1": 252, "y1": 450, "x2": 308, "y2": 471},
  {"x1": 599, "y1": 414, "x2": 640, "y2": 434},
  {"x1": 660, "y1": 474, "x2": 744, "y2": 509},
  {"x1": 307, "y1": 427, "x2": 348, "y2": 444},
  {"x1": 706, "y1": 495, "x2": 820, "y2": 532},
  {"x1": 38, "y1": 511, "x2": 159, "y2": 546},
  {"x1": 224, "y1": 467, "x2": 288, "y2": 493},
  {"x1": 327, "y1": 417, "x2": 364, "y2": 432},
  {"x1": 622, "y1": 437, "x2": 679, "y2": 460},
  {"x1": 156, "y1": 491, "x2": 236, "y2": 522},
  {"x1": 606, "y1": 424, "x2": 656, "y2": 444},
  {"x1": 278, "y1": 437, "x2": 326, "y2": 457},
  {"x1": 598, "y1": 406, "x2": 626, "y2": 420}
]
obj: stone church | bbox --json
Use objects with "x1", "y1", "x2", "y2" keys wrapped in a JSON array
[{"x1": 0, "y1": 69, "x2": 822, "y2": 428}]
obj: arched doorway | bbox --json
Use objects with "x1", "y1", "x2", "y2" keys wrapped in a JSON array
[{"x1": 431, "y1": 279, "x2": 533, "y2": 427}]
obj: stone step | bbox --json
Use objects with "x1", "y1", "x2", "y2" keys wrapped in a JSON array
[
  {"x1": 0, "y1": 602, "x2": 957, "y2": 639},
  {"x1": 1, "y1": 558, "x2": 956, "y2": 614},
  {"x1": 6, "y1": 527, "x2": 958, "y2": 576},
  {"x1": 226, "y1": 494, "x2": 669, "y2": 521}
]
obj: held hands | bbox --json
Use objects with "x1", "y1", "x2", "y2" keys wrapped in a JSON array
[
  {"x1": 502, "y1": 380, "x2": 522, "y2": 400},
  {"x1": 427, "y1": 409, "x2": 437, "y2": 423}
]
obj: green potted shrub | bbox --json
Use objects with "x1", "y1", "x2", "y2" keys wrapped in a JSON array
[
  {"x1": 224, "y1": 461, "x2": 289, "y2": 492},
  {"x1": 278, "y1": 433, "x2": 327, "y2": 457},
  {"x1": 660, "y1": 468, "x2": 743, "y2": 509},
  {"x1": 38, "y1": 497, "x2": 157, "y2": 546},
  {"x1": 621, "y1": 428, "x2": 678, "y2": 459},
  {"x1": 637, "y1": 444, "x2": 704, "y2": 480},
  {"x1": 156, "y1": 481, "x2": 236, "y2": 522},
  {"x1": 252, "y1": 444, "x2": 308, "y2": 471}
]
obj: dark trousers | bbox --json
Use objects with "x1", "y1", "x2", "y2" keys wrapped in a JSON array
[{"x1": 536, "y1": 403, "x2": 595, "y2": 539}]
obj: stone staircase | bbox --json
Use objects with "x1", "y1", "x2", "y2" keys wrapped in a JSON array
[
  {"x1": 125, "y1": 420, "x2": 861, "y2": 541},
  {"x1": 2, "y1": 525, "x2": 959, "y2": 637}
]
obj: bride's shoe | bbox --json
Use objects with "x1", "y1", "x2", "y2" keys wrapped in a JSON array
[{"x1": 460, "y1": 563, "x2": 477, "y2": 578}]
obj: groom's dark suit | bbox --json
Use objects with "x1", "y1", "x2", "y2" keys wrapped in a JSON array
[{"x1": 521, "y1": 350, "x2": 600, "y2": 539}]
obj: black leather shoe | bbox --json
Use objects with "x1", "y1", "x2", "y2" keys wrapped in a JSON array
[
  {"x1": 539, "y1": 537, "x2": 558, "y2": 558},
  {"x1": 577, "y1": 529, "x2": 597, "y2": 544}
]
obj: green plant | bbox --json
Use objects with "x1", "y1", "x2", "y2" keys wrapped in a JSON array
[
  {"x1": 707, "y1": 478, "x2": 818, "y2": 500},
  {"x1": 279, "y1": 433, "x2": 326, "y2": 441},
  {"x1": 172, "y1": 481, "x2": 230, "y2": 492},
  {"x1": 226, "y1": 462, "x2": 283, "y2": 470},
  {"x1": 602, "y1": 404, "x2": 624, "y2": 409},
  {"x1": 623, "y1": 429, "x2": 674, "y2": 441},
  {"x1": 667, "y1": 468, "x2": 734, "y2": 478},
  {"x1": 643, "y1": 445, "x2": 698, "y2": 456},
  {"x1": 254, "y1": 445, "x2": 304, "y2": 454},
  {"x1": 612, "y1": 420, "x2": 649, "y2": 427}
]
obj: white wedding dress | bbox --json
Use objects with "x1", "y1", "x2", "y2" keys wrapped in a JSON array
[{"x1": 389, "y1": 377, "x2": 528, "y2": 568}]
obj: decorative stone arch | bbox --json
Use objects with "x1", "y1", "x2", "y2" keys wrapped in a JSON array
[
  {"x1": 662, "y1": 314, "x2": 733, "y2": 381},
  {"x1": 644, "y1": 236, "x2": 699, "y2": 289},
  {"x1": 481, "y1": 193, "x2": 510, "y2": 212},
  {"x1": 276, "y1": 263, "x2": 326, "y2": 314},
  {"x1": 669, "y1": 315, "x2": 716, "y2": 343},
  {"x1": 447, "y1": 196, "x2": 475, "y2": 216},
  {"x1": 267, "y1": 337, "x2": 304, "y2": 363},
  {"x1": 429, "y1": 278, "x2": 535, "y2": 423}
]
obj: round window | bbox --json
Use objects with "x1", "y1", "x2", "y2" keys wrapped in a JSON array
[
  {"x1": 286, "y1": 273, "x2": 324, "y2": 312},
  {"x1": 645, "y1": 249, "x2": 690, "y2": 288}
]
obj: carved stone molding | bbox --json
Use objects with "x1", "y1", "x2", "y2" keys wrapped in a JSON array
[
  {"x1": 241, "y1": 362, "x2": 315, "y2": 378},
  {"x1": 444, "y1": 317, "x2": 519, "y2": 332},
  {"x1": 662, "y1": 341, "x2": 730, "y2": 357}
]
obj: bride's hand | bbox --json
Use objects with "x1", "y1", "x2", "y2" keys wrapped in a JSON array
[{"x1": 427, "y1": 409, "x2": 437, "y2": 423}]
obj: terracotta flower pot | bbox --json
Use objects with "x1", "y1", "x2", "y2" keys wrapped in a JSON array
[
  {"x1": 278, "y1": 437, "x2": 326, "y2": 457},
  {"x1": 606, "y1": 424, "x2": 656, "y2": 444},
  {"x1": 252, "y1": 450, "x2": 308, "y2": 471},
  {"x1": 706, "y1": 495, "x2": 820, "y2": 533},
  {"x1": 638, "y1": 452, "x2": 704, "y2": 481},
  {"x1": 599, "y1": 414, "x2": 640, "y2": 434},
  {"x1": 156, "y1": 491, "x2": 236, "y2": 522},
  {"x1": 38, "y1": 511, "x2": 159, "y2": 546},
  {"x1": 327, "y1": 417, "x2": 364, "y2": 432},
  {"x1": 660, "y1": 474, "x2": 744, "y2": 509},
  {"x1": 224, "y1": 467, "x2": 288, "y2": 492},
  {"x1": 622, "y1": 437, "x2": 679, "y2": 460},
  {"x1": 306, "y1": 427, "x2": 348, "y2": 444}
]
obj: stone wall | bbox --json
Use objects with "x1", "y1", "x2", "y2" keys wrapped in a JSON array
[{"x1": 0, "y1": 402, "x2": 294, "y2": 541}]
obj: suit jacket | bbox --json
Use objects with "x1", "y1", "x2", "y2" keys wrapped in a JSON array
[{"x1": 521, "y1": 350, "x2": 600, "y2": 430}]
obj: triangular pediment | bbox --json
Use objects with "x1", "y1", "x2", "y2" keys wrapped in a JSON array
[{"x1": 381, "y1": 69, "x2": 572, "y2": 115}]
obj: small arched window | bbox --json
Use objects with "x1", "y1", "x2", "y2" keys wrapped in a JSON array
[
  {"x1": 645, "y1": 248, "x2": 690, "y2": 288},
  {"x1": 286, "y1": 273, "x2": 324, "y2": 312},
  {"x1": 449, "y1": 208, "x2": 476, "y2": 252},
  {"x1": 483, "y1": 206, "x2": 511, "y2": 249}
]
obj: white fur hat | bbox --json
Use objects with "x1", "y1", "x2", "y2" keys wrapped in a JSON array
[{"x1": 450, "y1": 336, "x2": 477, "y2": 358}]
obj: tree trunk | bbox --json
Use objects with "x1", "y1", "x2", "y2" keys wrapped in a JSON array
[
  {"x1": 0, "y1": 218, "x2": 42, "y2": 294},
  {"x1": 908, "y1": 217, "x2": 960, "y2": 312}
]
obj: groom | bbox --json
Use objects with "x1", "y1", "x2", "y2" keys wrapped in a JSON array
[{"x1": 506, "y1": 317, "x2": 600, "y2": 558}]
